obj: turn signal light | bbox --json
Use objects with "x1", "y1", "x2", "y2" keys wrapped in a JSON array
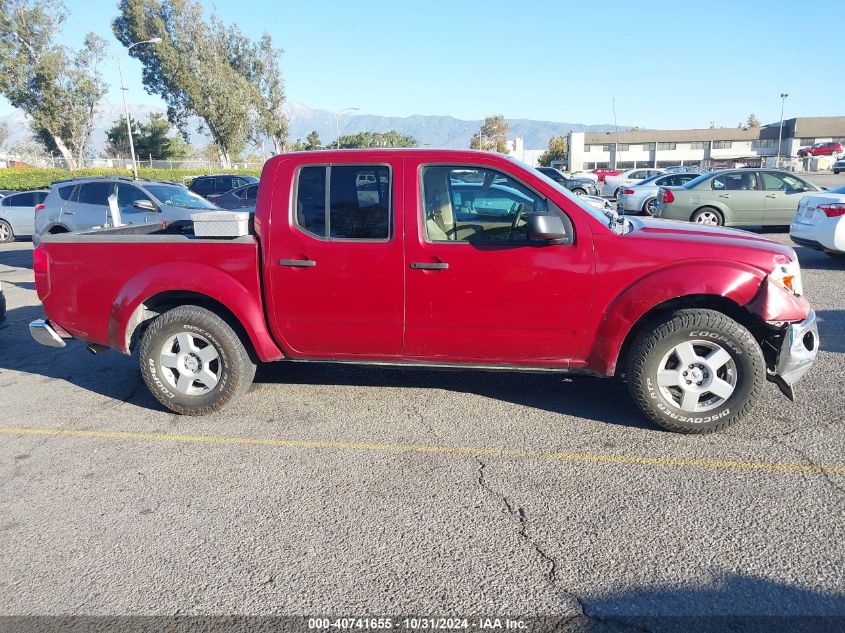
[
  {"x1": 818, "y1": 203, "x2": 845, "y2": 218},
  {"x1": 661, "y1": 189, "x2": 675, "y2": 203}
]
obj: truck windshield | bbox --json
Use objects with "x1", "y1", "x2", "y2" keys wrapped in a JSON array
[{"x1": 145, "y1": 185, "x2": 219, "y2": 209}]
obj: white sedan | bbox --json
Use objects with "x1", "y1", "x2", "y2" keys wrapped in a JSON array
[
  {"x1": 790, "y1": 185, "x2": 845, "y2": 258},
  {"x1": 601, "y1": 168, "x2": 665, "y2": 198}
]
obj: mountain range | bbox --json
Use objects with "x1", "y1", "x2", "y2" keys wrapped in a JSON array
[{"x1": 0, "y1": 101, "x2": 626, "y2": 154}]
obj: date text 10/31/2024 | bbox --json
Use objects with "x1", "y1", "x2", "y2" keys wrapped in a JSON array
[{"x1": 307, "y1": 617, "x2": 528, "y2": 630}]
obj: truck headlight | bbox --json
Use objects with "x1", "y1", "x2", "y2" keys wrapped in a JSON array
[{"x1": 772, "y1": 259, "x2": 803, "y2": 296}]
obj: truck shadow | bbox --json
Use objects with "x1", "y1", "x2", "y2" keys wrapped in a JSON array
[
  {"x1": 793, "y1": 245, "x2": 845, "y2": 271},
  {"x1": 579, "y1": 572, "x2": 845, "y2": 631},
  {"x1": 254, "y1": 361, "x2": 657, "y2": 431},
  {"x1": 1, "y1": 305, "x2": 655, "y2": 430}
]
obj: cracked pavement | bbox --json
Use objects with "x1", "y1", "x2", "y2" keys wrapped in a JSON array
[{"x1": 1, "y1": 217, "x2": 845, "y2": 631}]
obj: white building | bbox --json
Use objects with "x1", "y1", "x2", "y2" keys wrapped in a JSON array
[
  {"x1": 564, "y1": 116, "x2": 845, "y2": 172},
  {"x1": 506, "y1": 137, "x2": 545, "y2": 167}
]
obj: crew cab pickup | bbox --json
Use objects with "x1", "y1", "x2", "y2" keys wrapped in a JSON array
[{"x1": 30, "y1": 149, "x2": 819, "y2": 433}]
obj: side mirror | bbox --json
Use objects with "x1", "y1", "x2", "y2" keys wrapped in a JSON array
[
  {"x1": 525, "y1": 213, "x2": 568, "y2": 244},
  {"x1": 133, "y1": 199, "x2": 158, "y2": 212}
]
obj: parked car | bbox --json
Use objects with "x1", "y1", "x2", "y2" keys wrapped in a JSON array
[
  {"x1": 569, "y1": 171, "x2": 599, "y2": 182},
  {"x1": 617, "y1": 173, "x2": 701, "y2": 215},
  {"x1": 33, "y1": 177, "x2": 220, "y2": 246},
  {"x1": 535, "y1": 167, "x2": 599, "y2": 196},
  {"x1": 654, "y1": 169, "x2": 820, "y2": 226},
  {"x1": 0, "y1": 189, "x2": 49, "y2": 242},
  {"x1": 29, "y1": 149, "x2": 818, "y2": 434},
  {"x1": 663, "y1": 165, "x2": 709, "y2": 175},
  {"x1": 591, "y1": 167, "x2": 622, "y2": 181},
  {"x1": 790, "y1": 184, "x2": 845, "y2": 258},
  {"x1": 797, "y1": 141, "x2": 842, "y2": 158},
  {"x1": 581, "y1": 194, "x2": 614, "y2": 212},
  {"x1": 832, "y1": 156, "x2": 845, "y2": 175},
  {"x1": 187, "y1": 174, "x2": 259, "y2": 199},
  {"x1": 602, "y1": 168, "x2": 665, "y2": 198},
  {"x1": 208, "y1": 183, "x2": 259, "y2": 210}
]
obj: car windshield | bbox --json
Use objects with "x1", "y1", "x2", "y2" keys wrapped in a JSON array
[{"x1": 144, "y1": 185, "x2": 219, "y2": 209}]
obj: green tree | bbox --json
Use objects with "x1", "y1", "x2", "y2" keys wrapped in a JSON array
[
  {"x1": 114, "y1": 0, "x2": 276, "y2": 167},
  {"x1": 538, "y1": 135, "x2": 568, "y2": 167},
  {"x1": 305, "y1": 130, "x2": 321, "y2": 150},
  {"x1": 746, "y1": 113, "x2": 761, "y2": 128},
  {"x1": 470, "y1": 115, "x2": 509, "y2": 153},
  {"x1": 104, "y1": 112, "x2": 188, "y2": 160},
  {"x1": 337, "y1": 130, "x2": 417, "y2": 149},
  {"x1": 0, "y1": 1, "x2": 107, "y2": 168},
  {"x1": 290, "y1": 138, "x2": 306, "y2": 152}
]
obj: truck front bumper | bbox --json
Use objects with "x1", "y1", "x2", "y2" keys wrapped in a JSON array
[
  {"x1": 29, "y1": 319, "x2": 68, "y2": 348},
  {"x1": 769, "y1": 310, "x2": 819, "y2": 400}
]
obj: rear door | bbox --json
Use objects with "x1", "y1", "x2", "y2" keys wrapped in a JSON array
[
  {"x1": 266, "y1": 157, "x2": 404, "y2": 357},
  {"x1": 761, "y1": 171, "x2": 814, "y2": 225},
  {"x1": 64, "y1": 181, "x2": 115, "y2": 231},
  {"x1": 707, "y1": 171, "x2": 765, "y2": 224}
]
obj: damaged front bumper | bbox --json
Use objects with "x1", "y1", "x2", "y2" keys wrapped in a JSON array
[{"x1": 767, "y1": 310, "x2": 819, "y2": 400}]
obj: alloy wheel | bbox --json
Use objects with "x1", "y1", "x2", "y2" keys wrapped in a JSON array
[
  {"x1": 656, "y1": 340, "x2": 738, "y2": 412},
  {"x1": 159, "y1": 331, "x2": 221, "y2": 396}
]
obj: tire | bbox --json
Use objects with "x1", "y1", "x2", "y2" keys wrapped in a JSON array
[
  {"x1": 572, "y1": 188, "x2": 586, "y2": 196},
  {"x1": 642, "y1": 198, "x2": 657, "y2": 215},
  {"x1": 834, "y1": 170, "x2": 840, "y2": 175},
  {"x1": 626, "y1": 309, "x2": 765, "y2": 433},
  {"x1": 690, "y1": 207, "x2": 723, "y2": 226},
  {"x1": 614, "y1": 187, "x2": 624, "y2": 200},
  {"x1": 0, "y1": 220, "x2": 14, "y2": 243},
  {"x1": 139, "y1": 305, "x2": 256, "y2": 415}
]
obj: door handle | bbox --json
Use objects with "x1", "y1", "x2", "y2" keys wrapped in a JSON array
[
  {"x1": 279, "y1": 259, "x2": 316, "y2": 267},
  {"x1": 765, "y1": 194, "x2": 777, "y2": 198},
  {"x1": 718, "y1": 194, "x2": 731, "y2": 198},
  {"x1": 410, "y1": 261, "x2": 449, "y2": 270},
  {"x1": 64, "y1": 211, "x2": 76, "y2": 215}
]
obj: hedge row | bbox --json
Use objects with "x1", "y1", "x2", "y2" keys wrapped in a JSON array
[{"x1": 0, "y1": 167, "x2": 263, "y2": 191}]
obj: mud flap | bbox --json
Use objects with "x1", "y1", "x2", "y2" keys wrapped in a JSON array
[{"x1": 767, "y1": 373, "x2": 795, "y2": 402}]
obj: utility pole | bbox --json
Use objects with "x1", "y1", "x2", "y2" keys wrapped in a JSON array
[
  {"x1": 776, "y1": 93, "x2": 789, "y2": 168},
  {"x1": 612, "y1": 98, "x2": 620, "y2": 170},
  {"x1": 118, "y1": 37, "x2": 161, "y2": 178}
]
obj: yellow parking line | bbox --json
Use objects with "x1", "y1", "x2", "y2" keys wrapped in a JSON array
[{"x1": 2, "y1": 426, "x2": 844, "y2": 476}]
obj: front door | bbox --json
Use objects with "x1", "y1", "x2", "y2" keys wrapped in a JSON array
[
  {"x1": 116, "y1": 182, "x2": 159, "y2": 224},
  {"x1": 403, "y1": 161, "x2": 594, "y2": 364},
  {"x1": 760, "y1": 171, "x2": 814, "y2": 225},
  {"x1": 267, "y1": 158, "x2": 404, "y2": 358}
]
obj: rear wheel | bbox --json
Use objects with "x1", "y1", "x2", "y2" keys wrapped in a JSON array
[
  {"x1": 0, "y1": 220, "x2": 14, "y2": 243},
  {"x1": 139, "y1": 305, "x2": 256, "y2": 415},
  {"x1": 691, "y1": 207, "x2": 723, "y2": 226},
  {"x1": 614, "y1": 187, "x2": 624, "y2": 199},
  {"x1": 626, "y1": 309, "x2": 765, "y2": 433},
  {"x1": 642, "y1": 198, "x2": 657, "y2": 215},
  {"x1": 572, "y1": 188, "x2": 586, "y2": 196}
]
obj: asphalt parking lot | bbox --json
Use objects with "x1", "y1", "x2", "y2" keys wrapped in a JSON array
[{"x1": 1, "y1": 185, "x2": 844, "y2": 631}]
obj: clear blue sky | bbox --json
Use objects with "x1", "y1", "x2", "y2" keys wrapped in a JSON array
[{"x1": 3, "y1": 0, "x2": 844, "y2": 128}]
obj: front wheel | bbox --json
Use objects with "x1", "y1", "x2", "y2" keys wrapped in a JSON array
[
  {"x1": 572, "y1": 188, "x2": 586, "y2": 196},
  {"x1": 139, "y1": 305, "x2": 256, "y2": 415},
  {"x1": 626, "y1": 309, "x2": 765, "y2": 433}
]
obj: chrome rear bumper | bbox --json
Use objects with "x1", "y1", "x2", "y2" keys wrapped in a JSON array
[
  {"x1": 770, "y1": 310, "x2": 819, "y2": 400},
  {"x1": 29, "y1": 319, "x2": 68, "y2": 348}
]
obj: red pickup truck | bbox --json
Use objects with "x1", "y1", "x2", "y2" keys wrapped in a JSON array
[{"x1": 29, "y1": 149, "x2": 818, "y2": 433}]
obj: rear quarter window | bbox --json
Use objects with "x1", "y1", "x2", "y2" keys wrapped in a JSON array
[{"x1": 57, "y1": 185, "x2": 76, "y2": 200}]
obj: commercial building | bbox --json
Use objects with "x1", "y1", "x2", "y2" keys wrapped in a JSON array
[{"x1": 564, "y1": 116, "x2": 845, "y2": 171}]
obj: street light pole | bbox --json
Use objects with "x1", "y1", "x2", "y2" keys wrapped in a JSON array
[
  {"x1": 118, "y1": 38, "x2": 161, "y2": 179},
  {"x1": 776, "y1": 92, "x2": 789, "y2": 168},
  {"x1": 336, "y1": 107, "x2": 359, "y2": 149}
]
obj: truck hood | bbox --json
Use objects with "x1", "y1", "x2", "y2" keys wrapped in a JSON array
[{"x1": 625, "y1": 216, "x2": 795, "y2": 260}]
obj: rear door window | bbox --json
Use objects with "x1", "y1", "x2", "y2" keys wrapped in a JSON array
[
  {"x1": 6, "y1": 192, "x2": 36, "y2": 207},
  {"x1": 78, "y1": 182, "x2": 114, "y2": 205},
  {"x1": 294, "y1": 165, "x2": 391, "y2": 240}
]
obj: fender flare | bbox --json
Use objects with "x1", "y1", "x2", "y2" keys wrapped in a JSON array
[
  {"x1": 585, "y1": 260, "x2": 767, "y2": 376},
  {"x1": 108, "y1": 261, "x2": 283, "y2": 362}
]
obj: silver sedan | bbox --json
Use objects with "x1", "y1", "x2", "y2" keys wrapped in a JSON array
[
  {"x1": 0, "y1": 190, "x2": 49, "y2": 242},
  {"x1": 616, "y1": 172, "x2": 701, "y2": 215}
]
